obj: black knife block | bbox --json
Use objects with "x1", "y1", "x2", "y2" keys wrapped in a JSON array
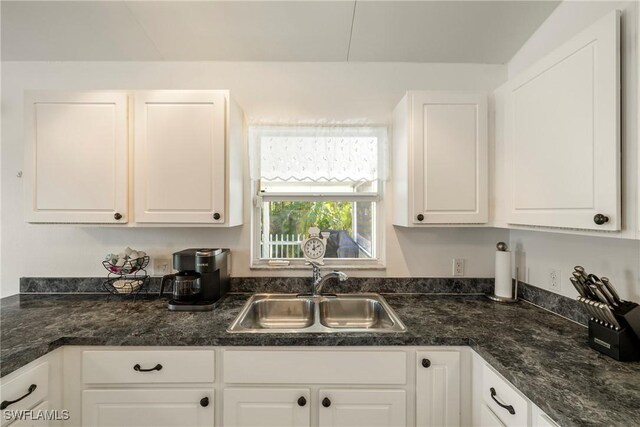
[
  {"x1": 588, "y1": 302, "x2": 640, "y2": 361},
  {"x1": 614, "y1": 301, "x2": 640, "y2": 338}
]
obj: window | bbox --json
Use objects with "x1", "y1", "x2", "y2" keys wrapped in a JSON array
[{"x1": 250, "y1": 126, "x2": 387, "y2": 268}]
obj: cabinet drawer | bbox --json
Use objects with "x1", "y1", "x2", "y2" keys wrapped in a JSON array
[
  {"x1": 482, "y1": 364, "x2": 529, "y2": 427},
  {"x1": 223, "y1": 350, "x2": 406, "y2": 384},
  {"x1": 0, "y1": 363, "x2": 49, "y2": 426},
  {"x1": 82, "y1": 350, "x2": 215, "y2": 384}
]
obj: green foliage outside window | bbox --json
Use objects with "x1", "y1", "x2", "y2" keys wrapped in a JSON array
[{"x1": 267, "y1": 202, "x2": 353, "y2": 235}]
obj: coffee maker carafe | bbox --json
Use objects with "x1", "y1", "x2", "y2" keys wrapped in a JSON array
[
  {"x1": 160, "y1": 248, "x2": 230, "y2": 311},
  {"x1": 160, "y1": 271, "x2": 201, "y2": 302}
]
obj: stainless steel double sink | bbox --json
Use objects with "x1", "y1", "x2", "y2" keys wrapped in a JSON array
[{"x1": 227, "y1": 293, "x2": 407, "y2": 333}]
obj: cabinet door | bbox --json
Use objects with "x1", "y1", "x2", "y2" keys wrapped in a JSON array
[
  {"x1": 134, "y1": 90, "x2": 226, "y2": 223},
  {"x1": 223, "y1": 388, "x2": 310, "y2": 427},
  {"x1": 506, "y1": 11, "x2": 620, "y2": 230},
  {"x1": 82, "y1": 389, "x2": 213, "y2": 427},
  {"x1": 24, "y1": 91, "x2": 128, "y2": 223},
  {"x1": 318, "y1": 389, "x2": 405, "y2": 427},
  {"x1": 411, "y1": 92, "x2": 488, "y2": 224},
  {"x1": 416, "y1": 351, "x2": 460, "y2": 427}
]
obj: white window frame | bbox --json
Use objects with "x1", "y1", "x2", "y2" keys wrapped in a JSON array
[{"x1": 249, "y1": 127, "x2": 387, "y2": 270}]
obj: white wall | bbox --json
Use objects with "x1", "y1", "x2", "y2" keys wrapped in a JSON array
[
  {"x1": 0, "y1": 61, "x2": 508, "y2": 297},
  {"x1": 507, "y1": 1, "x2": 640, "y2": 301},
  {"x1": 511, "y1": 229, "x2": 640, "y2": 301}
]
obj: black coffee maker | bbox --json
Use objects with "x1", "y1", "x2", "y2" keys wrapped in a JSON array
[{"x1": 160, "y1": 248, "x2": 230, "y2": 311}]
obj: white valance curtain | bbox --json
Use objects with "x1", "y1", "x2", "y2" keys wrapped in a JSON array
[{"x1": 249, "y1": 126, "x2": 389, "y2": 183}]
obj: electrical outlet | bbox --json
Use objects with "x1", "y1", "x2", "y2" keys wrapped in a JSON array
[
  {"x1": 453, "y1": 259, "x2": 465, "y2": 276},
  {"x1": 153, "y1": 257, "x2": 172, "y2": 276},
  {"x1": 550, "y1": 269, "x2": 561, "y2": 290}
]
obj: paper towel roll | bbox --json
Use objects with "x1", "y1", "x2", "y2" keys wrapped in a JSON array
[{"x1": 494, "y1": 250, "x2": 512, "y2": 298}]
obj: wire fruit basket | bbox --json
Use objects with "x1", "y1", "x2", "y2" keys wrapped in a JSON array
[
  {"x1": 102, "y1": 256, "x2": 150, "y2": 275},
  {"x1": 102, "y1": 256, "x2": 150, "y2": 299}
]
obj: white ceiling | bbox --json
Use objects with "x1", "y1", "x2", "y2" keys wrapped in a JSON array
[{"x1": 1, "y1": 1, "x2": 560, "y2": 63}]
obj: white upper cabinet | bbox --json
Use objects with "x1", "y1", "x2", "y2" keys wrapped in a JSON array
[
  {"x1": 393, "y1": 91, "x2": 488, "y2": 226},
  {"x1": 505, "y1": 10, "x2": 621, "y2": 231},
  {"x1": 24, "y1": 90, "x2": 244, "y2": 226},
  {"x1": 24, "y1": 91, "x2": 129, "y2": 223},
  {"x1": 134, "y1": 90, "x2": 242, "y2": 225}
]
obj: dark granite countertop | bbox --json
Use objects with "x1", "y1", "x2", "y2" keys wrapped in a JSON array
[{"x1": 2, "y1": 293, "x2": 639, "y2": 426}]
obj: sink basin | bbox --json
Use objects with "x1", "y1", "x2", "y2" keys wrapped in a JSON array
[
  {"x1": 237, "y1": 296, "x2": 315, "y2": 330},
  {"x1": 227, "y1": 293, "x2": 406, "y2": 333},
  {"x1": 319, "y1": 296, "x2": 396, "y2": 329}
]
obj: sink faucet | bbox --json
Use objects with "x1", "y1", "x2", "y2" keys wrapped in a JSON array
[{"x1": 309, "y1": 262, "x2": 348, "y2": 296}]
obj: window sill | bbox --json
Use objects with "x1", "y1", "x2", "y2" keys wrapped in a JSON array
[{"x1": 250, "y1": 260, "x2": 386, "y2": 271}]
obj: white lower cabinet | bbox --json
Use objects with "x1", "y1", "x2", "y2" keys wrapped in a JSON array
[
  {"x1": 82, "y1": 389, "x2": 214, "y2": 427},
  {"x1": 222, "y1": 349, "x2": 409, "y2": 427},
  {"x1": 223, "y1": 388, "x2": 310, "y2": 427},
  {"x1": 318, "y1": 389, "x2": 406, "y2": 427},
  {"x1": 76, "y1": 349, "x2": 216, "y2": 427},
  {"x1": 0, "y1": 350, "x2": 62, "y2": 427},
  {"x1": 25, "y1": 346, "x2": 563, "y2": 427},
  {"x1": 416, "y1": 350, "x2": 461, "y2": 426},
  {"x1": 471, "y1": 350, "x2": 560, "y2": 427},
  {"x1": 481, "y1": 363, "x2": 529, "y2": 427}
]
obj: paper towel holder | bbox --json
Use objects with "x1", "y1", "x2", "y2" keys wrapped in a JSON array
[{"x1": 486, "y1": 243, "x2": 519, "y2": 303}]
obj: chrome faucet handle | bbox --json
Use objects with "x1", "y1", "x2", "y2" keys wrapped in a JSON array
[{"x1": 332, "y1": 270, "x2": 348, "y2": 281}]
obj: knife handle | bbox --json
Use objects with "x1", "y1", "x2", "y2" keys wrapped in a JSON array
[
  {"x1": 570, "y1": 277, "x2": 587, "y2": 298},
  {"x1": 573, "y1": 273, "x2": 596, "y2": 299},
  {"x1": 594, "y1": 281, "x2": 618, "y2": 307},
  {"x1": 588, "y1": 284, "x2": 610, "y2": 306},
  {"x1": 601, "y1": 277, "x2": 622, "y2": 304}
]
